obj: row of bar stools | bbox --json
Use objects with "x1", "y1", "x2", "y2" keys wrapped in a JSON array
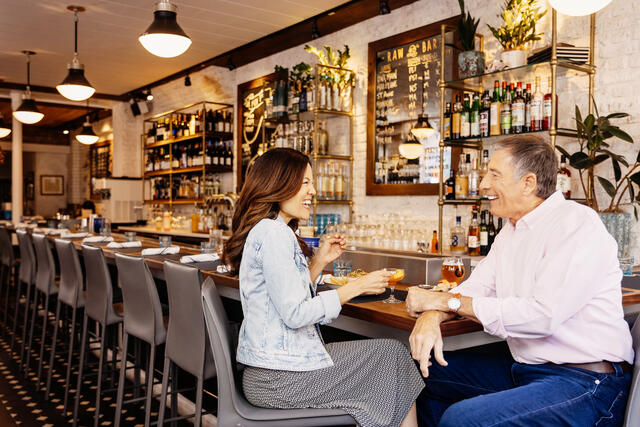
[{"x1": 14, "y1": 230, "x2": 36, "y2": 369}]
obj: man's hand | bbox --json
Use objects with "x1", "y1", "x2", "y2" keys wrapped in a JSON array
[
  {"x1": 406, "y1": 287, "x2": 448, "y2": 317},
  {"x1": 409, "y1": 311, "x2": 452, "y2": 377}
]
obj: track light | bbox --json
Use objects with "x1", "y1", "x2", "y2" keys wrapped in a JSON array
[
  {"x1": 13, "y1": 51, "x2": 44, "y2": 125},
  {"x1": 139, "y1": 0, "x2": 192, "y2": 58},
  {"x1": 227, "y1": 55, "x2": 236, "y2": 71},
  {"x1": 311, "y1": 18, "x2": 320, "y2": 39},
  {"x1": 76, "y1": 115, "x2": 98, "y2": 144},
  {"x1": 184, "y1": 75, "x2": 191, "y2": 86},
  {"x1": 379, "y1": 0, "x2": 391, "y2": 15},
  {"x1": 146, "y1": 90, "x2": 154, "y2": 101},
  {"x1": 56, "y1": 6, "x2": 95, "y2": 101},
  {"x1": 63, "y1": 129, "x2": 70, "y2": 135}
]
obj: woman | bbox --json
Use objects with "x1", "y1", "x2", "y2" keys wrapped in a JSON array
[{"x1": 224, "y1": 148, "x2": 423, "y2": 427}]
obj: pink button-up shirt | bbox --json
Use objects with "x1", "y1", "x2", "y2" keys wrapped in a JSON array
[{"x1": 456, "y1": 191, "x2": 634, "y2": 364}]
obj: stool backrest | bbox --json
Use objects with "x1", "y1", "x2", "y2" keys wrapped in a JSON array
[
  {"x1": 0, "y1": 226, "x2": 14, "y2": 267},
  {"x1": 163, "y1": 261, "x2": 215, "y2": 379},
  {"x1": 16, "y1": 229, "x2": 35, "y2": 285},
  {"x1": 624, "y1": 317, "x2": 640, "y2": 426},
  {"x1": 54, "y1": 239, "x2": 83, "y2": 307},
  {"x1": 115, "y1": 253, "x2": 166, "y2": 345},
  {"x1": 81, "y1": 245, "x2": 114, "y2": 322},
  {"x1": 32, "y1": 233, "x2": 56, "y2": 294}
]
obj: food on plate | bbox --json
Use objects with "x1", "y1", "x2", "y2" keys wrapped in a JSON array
[
  {"x1": 326, "y1": 269, "x2": 367, "y2": 286},
  {"x1": 433, "y1": 279, "x2": 457, "y2": 291},
  {"x1": 348, "y1": 268, "x2": 367, "y2": 279}
]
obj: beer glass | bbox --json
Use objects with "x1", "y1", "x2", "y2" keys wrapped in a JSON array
[
  {"x1": 441, "y1": 257, "x2": 465, "y2": 285},
  {"x1": 382, "y1": 268, "x2": 404, "y2": 304}
]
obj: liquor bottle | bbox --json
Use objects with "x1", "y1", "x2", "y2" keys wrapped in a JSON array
[
  {"x1": 501, "y1": 85, "x2": 512, "y2": 135},
  {"x1": 479, "y1": 149, "x2": 489, "y2": 182},
  {"x1": 225, "y1": 141, "x2": 233, "y2": 167},
  {"x1": 205, "y1": 140, "x2": 212, "y2": 164},
  {"x1": 531, "y1": 76, "x2": 544, "y2": 131},
  {"x1": 317, "y1": 120, "x2": 329, "y2": 155},
  {"x1": 227, "y1": 111, "x2": 233, "y2": 134},
  {"x1": 543, "y1": 77, "x2": 557, "y2": 131},
  {"x1": 509, "y1": 82, "x2": 515, "y2": 100},
  {"x1": 460, "y1": 94, "x2": 471, "y2": 139},
  {"x1": 490, "y1": 81, "x2": 502, "y2": 136},
  {"x1": 443, "y1": 102, "x2": 452, "y2": 140},
  {"x1": 497, "y1": 217, "x2": 503, "y2": 234},
  {"x1": 480, "y1": 210, "x2": 489, "y2": 256},
  {"x1": 488, "y1": 212, "x2": 496, "y2": 250},
  {"x1": 524, "y1": 83, "x2": 532, "y2": 133},
  {"x1": 172, "y1": 144, "x2": 179, "y2": 169},
  {"x1": 327, "y1": 162, "x2": 336, "y2": 200},
  {"x1": 468, "y1": 157, "x2": 480, "y2": 198},
  {"x1": 452, "y1": 94, "x2": 462, "y2": 139},
  {"x1": 450, "y1": 216, "x2": 467, "y2": 254},
  {"x1": 335, "y1": 164, "x2": 345, "y2": 200},
  {"x1": 430, "y1": 230, "x2": 439, "y2": 254},
  {"x1": 556, "y1": 155, "x2": 572, "y2": 198},
  {"x1": 146, "y1": 122, "x2": 157, "y2": 145},
  {"x1": 224, "y1": 111, "x2": 231, "y2": 133},
  {"x1": 479, "y1": 91, "x2": 490, "y2": 138},
  {"x1": 467, "y1": 211, "x2": 481, "y2": 256},
  {"x1": 512, "y1": 82, "x2": 525, "y2": 134},
  {"x1": 316, "y1": 162, "x2": 325, "y2": 200},
  {"x1": 445, "y1": 170, "x2": 456, "y2": 200},
  {"x1": 470, "y1": 93, "x2": 480, "y2": 138},
  {"x1": 454, "y1": 154, "x2": 468, "y2": 199}
]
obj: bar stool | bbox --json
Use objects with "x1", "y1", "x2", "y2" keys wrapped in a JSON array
[
  {"x1": 0, "y1": 226, "x2": 16, "y2": 330},
  {"x1": 157, "y1": 261, "x2": 216, "y2": 426},
  {"x1": 44, "y1": 239, "x2": 85, "y2": 410},
  {"x1": 73, "y1": 245, "x2": 124, "y2": 427},
  {"x1": 26, "y1": 233, "x2": 59, "y2": 386},
  {"x1": 201, "y1": 278, "x2": 355, "y2": 426},
  {"x1": 14, "y1": 230, "x2": 36, "y2": 368},
  {"x1": 114, "y1": 253, "x2": 168, "y2": 427}
]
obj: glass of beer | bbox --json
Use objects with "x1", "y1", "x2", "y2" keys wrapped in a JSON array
[
  {"x1": 441, "y1": 257, "x2": 465, "y2": 285},
  {"x1": 382, "y1": 268, "x2": 404, "y2": 304}
]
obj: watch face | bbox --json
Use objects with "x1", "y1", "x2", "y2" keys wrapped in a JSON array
[{"x1": 448, "y1": 297, "x2": 461, "y2": 312}]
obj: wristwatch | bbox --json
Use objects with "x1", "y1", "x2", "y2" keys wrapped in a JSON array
[{"x1": 447, "y1": 293, "x2": 462, "y2": 313}]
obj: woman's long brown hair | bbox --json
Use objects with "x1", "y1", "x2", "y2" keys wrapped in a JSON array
[{"x1": 223, "y1": 148, "x2": 312, "y2": 272}]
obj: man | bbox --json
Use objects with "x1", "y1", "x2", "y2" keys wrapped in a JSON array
[{"x1": 406, "y1": 135, "x2": 634, "y2": 426}]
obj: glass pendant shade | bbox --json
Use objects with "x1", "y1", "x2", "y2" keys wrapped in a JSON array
[
  {"x1": 399, "y1": 137, "x2": 424, "y2": 160},
  {"x1": 76, "y1": 120, "x2": 98, "y2": 144},
  {"x1": 548, "y1": 0, "x2": 612, "y2": 16},
  {"x1": 13, "y1": 98, "x2": 44, "y2": 125},
  {"x1": 410, "y1": 114, "x2": 437, "y2": 140},
  {"x1": 57, "y1": 63, "x2": 95, "y2": 101},
  {"x1": 0, "y1": 115, "x2": 11, "y2": 138},
  {"x1": 139, "y1": 2, "x2": 191, "y2": 58}
]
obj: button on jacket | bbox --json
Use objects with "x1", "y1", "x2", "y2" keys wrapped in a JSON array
[{"x1": 236, "y1": 215, "x2": 342, "y2": 371}]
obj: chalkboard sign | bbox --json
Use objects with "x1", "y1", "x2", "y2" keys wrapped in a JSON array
[{"x1": 366, "y1": 16, "x2": 460, "y2": 196}]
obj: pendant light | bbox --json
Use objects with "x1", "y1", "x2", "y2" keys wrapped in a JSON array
[
  {"x1": 76, "y1": 115, "x2": 98, "y2": 144},
  {"x1": 398, "y1": 134, "x2": 424, "y2": 160},
  {"x1": 13, "y1": 51, "x2": 44, "y2": 125},
  {"x1": 548, "y1": 0, "x2": 612, "y2": 16},
  {"x1": 139, "y1": 0, "x2": 192, "y2": 58},
  {"x1": 56, "y1": 6, "x2": 95, "y2": 101},
  {"x1": 410, "y1": 64, "x2": 437, "y2": 141},
  {"x1": 0, "y1": 114, "x2": 11, "y2": 138}
]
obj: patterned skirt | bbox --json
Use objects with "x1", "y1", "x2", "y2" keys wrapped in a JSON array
[{"x1": 242, "y1": 338, "x2": 425, "y2": 427}]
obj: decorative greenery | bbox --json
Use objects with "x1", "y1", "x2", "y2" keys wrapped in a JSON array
[
  {"x1": 487, "y1": 0, "x2": 546, "y2": 50},
  {"x1": 289, "y1": 62, "x2": 313, "y2": 93},
  {"x1": 448, "y1": 0, "x2": 480, "y2": 52},
  {"x1": 556, "y1": 103, "x2": 639, "y2": 216},
  {"x1": 304, "y1": 44, "x2": 350, "y2": 68}
]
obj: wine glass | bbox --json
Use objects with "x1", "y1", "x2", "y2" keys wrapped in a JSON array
[
  {"x1": 382, "y1": 268, "x2": 404, "y2": 304},
  {"x1": 441, "y1": 257, "x2": 465, "y2": 285}
]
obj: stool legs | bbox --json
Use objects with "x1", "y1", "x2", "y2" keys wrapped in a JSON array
[
  {"x1": 20, "y1": 283, "x2": 34, "y2": 371},
  {"x1": 93, "y1": 323, "x2": 107, "y2": 427},
  {"x1": 24, "y1": 288, "x2": 39, "y2": 376},
  {"x1": 73, "y1": 314, "x2": 89, "y2": 427},
  {"x1": 157, "y1": 356, "x2": 171, "y2": 426},
  {"x1": 44, "y1": 299, "x2": 62, "y2": 400},
  {"x1": 114, "y1": 331, "x2": 129, "y2": 427},
  {"x1": 9, "y1": 279, "x2": 23, "y2": 359},
  {"x1": 144, "y1": 344, "x2": 157, "y2": 427},
  {"x1": 36, "y1": 292, "x2": 52, "y2": 385}
]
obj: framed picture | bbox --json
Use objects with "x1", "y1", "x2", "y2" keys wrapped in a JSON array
[{"x1": 40, "y1": 175, "x2": 64, "y2": 196}]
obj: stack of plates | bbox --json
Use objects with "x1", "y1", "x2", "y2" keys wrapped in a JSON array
[{"x1": 528, "y1": 46, "x2": 589, "y2": 64}]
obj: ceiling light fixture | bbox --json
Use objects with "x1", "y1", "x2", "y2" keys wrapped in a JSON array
[
  {"x1": 311, "y1": 18, "x2": 320, "y2": 40},
  {"x1": 13, "y1": 51, "x2": 44, "y2": 125},
  {"x1": 0, "y1": 114, "x2": 11, "y2": 138},
  {"x1": 184, "y1": 75, "x2": 191, "y2": 86},
  {"x1": 227, "y1": 55, "x2": 236, "y2": 71},
  {"x1": 410, "y1": 62, "x2": 437, "y2": 141},
  {"x1": 139, "y1": 0, "x2": 192, "y2": 58},
  {"x1": 398, "y1": 134, "x2": 424, "y2": 160},
  {"x1": 548, "y1": 0, "x2": 612, "y2": 16},
  {"x1": 56, "y1": 6, "x2": 95, "y2": 101},
  {"x1": 146, "y1": 90, "x2": 154, "y2": 101},
  {"x1": 379, "y1": 0, "x2": 391, "y2": 15},
  {"x1": 76, "y1": 115, "x2": 98, "y2": 144},
  {"x1": 63, "y1": 129, "x2": 70, "y2": 135}
]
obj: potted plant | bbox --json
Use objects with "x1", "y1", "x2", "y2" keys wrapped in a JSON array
[
  {"x1": 304, "y1": 44, "x2": 353, "y2": 112},
  {"x1": 448, "y1": 0, "x2": 483, "y2": 78},
  {"x1": 556, "y1": 103, "x2": 638, "y2": 260},
  {"x1": 487, "y1": 0, "x2": 546, "y2": 68}
]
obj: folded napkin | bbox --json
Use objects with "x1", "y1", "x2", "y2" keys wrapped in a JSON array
[
  {"x1": 61, "y1": 232, "x2": 90, "y2": 239},
  {"x1": 45, "y1": 229, "x2": 62, "y2": 235},
  {"x1": 82, "y1": 236, "x2": 114, "y2": 243},
  {"x1": 141, "y1": 246, "x2": 180, "y2": 256},
  {"x1": 180, "y1": 253, "x2": 219, "y2": 264},
  {"x1": 107, "y1": 241, "x2": 142, "y2": 249}
]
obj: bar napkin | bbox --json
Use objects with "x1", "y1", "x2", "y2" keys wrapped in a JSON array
[
  {"x1": 61, "y1": 232, "x2": 90, "y2": 239},
  {"x1": 141, "y1": 246, "x2": 180, "y2": 256},
  {"x1": 82, "y1": 236, "x2": 114, "y2": 243},
  {"x1": 34, "y1": 228, "x2": 62, "y2": 235},
  {"x1": 107, "y1": 241, "x2": 142, "y2": 249},
  {"x1": 179, "y1": 253, "x2": 219, "y2": 264}
]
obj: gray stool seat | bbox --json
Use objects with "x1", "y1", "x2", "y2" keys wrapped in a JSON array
[
  {"x1": 623, "y1": 316, "x2": 640, "y2": 426},
  {"x1": 201, "y1": 278, "x2": 355, "y2": 426}
]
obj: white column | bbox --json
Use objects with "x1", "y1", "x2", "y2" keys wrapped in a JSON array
[{"x1": 10, "y1": 91, "x2": 23, "y2": 222}]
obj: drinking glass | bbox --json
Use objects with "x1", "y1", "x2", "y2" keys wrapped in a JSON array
[
  {"x1": 382, "y1": 268, "x2": 404, "y2": 304},
  {"x1": 99, "y1": 219, "x2": 111, "y2": 237},
  {"x1": 201, "y1": 241, "x2": 215, "y2": 254},
  {"x1": 441, "y1": 257, "x2": 465, "y2": 285},
  {"x1": 333, "y1": 258, "x2": 353, "y2": 279},
  {"x1": 210, "y1": 229, "x2": 224, "y2": 257},
  {"x1": 124, "y1": 231, "x2": 137, "y2": 242},
  {"x1": 158, "y1": 235, "x2": 172, "y2": 248}
]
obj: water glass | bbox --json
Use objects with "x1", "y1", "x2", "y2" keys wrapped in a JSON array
[
  {"x1": 201, "y1": 241, "x2": 215, "y2": 254},
  {"x1": 100, "y1": 220, "x2": 111, "y2": 237},
  {"x1": 333, "y1": 258, "x2": 353, "y2": 278},
  {"x1": 619, "y1": 256, "x2": 634, "y2": 276},
  {"x1": 158, "y1": 235, "x2": 172, "y2": 248},
  {"x1": 210, "y1": 229, "x2": 224, "y2": 257},
  {"x1": 124, "y1": 231, "x2": 137, "y2": 242}
]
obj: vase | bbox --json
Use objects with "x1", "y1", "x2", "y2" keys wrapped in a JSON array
[
  {"x1": 500, "y1": 49, "x2": 527, "y2": 69},
  {"x1": 458, "y1": 51, "x2": 485, "y2": 78},
  {"x1": 599, "y1": 212, "x2": 631, "y2": 259}
]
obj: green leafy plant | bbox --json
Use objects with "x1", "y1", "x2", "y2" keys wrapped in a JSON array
[
  {"x1": 448, "y1": 0, "x2": 480, "y2": 51},
  {"x1": 289, "y1": 62, "x2": 313, "y2": 93},
  {"x1": 487, "y1": 0, "x2": 546, "y2": 50},
  {"x1": 556, "y1": 103, "x2": 639, "y2": 216},
  {"x1": 304, "y1": 44, "x2": 350, "y2": 68}
]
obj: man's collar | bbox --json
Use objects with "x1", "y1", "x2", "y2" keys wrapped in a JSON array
[{"x1": 514, "y1": 191, "x2": 564, "y2": 230}]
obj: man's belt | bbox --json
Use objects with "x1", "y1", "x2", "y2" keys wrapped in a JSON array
[{"x1": 551, "y1": 361, "x2": 633, "y2": 374}]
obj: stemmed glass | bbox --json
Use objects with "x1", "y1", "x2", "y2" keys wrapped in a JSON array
[
  {"x1": 441, "y1": 257, "x2": 465, "y2": 286},
  {"x1": 382, "y1": 268, "x2": 404, "y2": 304}
]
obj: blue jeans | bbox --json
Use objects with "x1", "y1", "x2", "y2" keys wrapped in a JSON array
[{"x1": 417, "y1": 342, "x2": 631, "y2": 427}]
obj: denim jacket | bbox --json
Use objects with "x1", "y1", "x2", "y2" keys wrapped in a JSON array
[{"x1": 236, "y1": 215, "x2": 342, "y2": 371}]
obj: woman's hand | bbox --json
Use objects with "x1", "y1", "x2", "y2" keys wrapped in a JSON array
[
  {"x1": 314, "y1": 233, "x2": 346, "y2": 265},
  {"x1": 336, "y1": 269, "x2": 394, "y2": 304}
]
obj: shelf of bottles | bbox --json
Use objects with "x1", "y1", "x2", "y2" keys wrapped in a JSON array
[
  {"x1": 263, "y1": 64, "x2": 355, "y2": 224},
  {"x1": 90, "y1": 142, "x2": 112, "y2": 179},
  {"x1": 142, "y1": 101, "x2": 234, "y2": 205}
]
